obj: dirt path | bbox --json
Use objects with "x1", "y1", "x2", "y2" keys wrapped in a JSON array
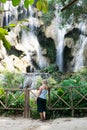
[{"x1": 0, "y1": 116, "x2": 87, "y2": 130}]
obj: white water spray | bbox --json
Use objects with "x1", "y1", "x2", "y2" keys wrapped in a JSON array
[
  {"x1": 74, "y1": 22, "x2": 87, "y2": 71},
  {"x1": 56, "y1": 29, "x2": 66, "y2": 72},
  {"x1": 74, "y1": 35, "x2": 87, "y2": 72},
  {"x1": 55, "y1": 4, "x2": 66, "y2": 72},
  {"x1": 3, "y1": 1, "x2": 18, "y2": 26},
  {"x1": 22, "y1": 6, "x2": 49, "y2": 69}
]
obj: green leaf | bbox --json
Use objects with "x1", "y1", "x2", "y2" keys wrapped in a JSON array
[
  {"x1": 42, "y1": 0, "x2": 48, "y2": 12},
  {"x1": 4, "y1": 24, "x2": 16, "y2": 30},
  {"x1": 36, "y1": 1, "x2": 42, "y2": 10},
  {"x1": 0, "y1": 7, "x2": 4, "y2": 12},
  {"x1": 24, "y1": 0, "x2": 30, "y2": 9},
  {"x1": 24, "y1": 0, "x2": 34, "y2": 8},
  {"x1": 3, "y1": 38, "x2": 11, "y2": 50},
  {"x1": 0, "y1": 32, "x2": 11, "y2": 50},
  {"x1": 0, "y1": 88, "x2": 5, "y2": 96},
  {"x1": 36, "y1": 0, "x2": 48, "y2": 12},
  {"x1": 21, "y1": 26, "x2": 29, "y2": 31},
  {"x1": 18, "y1": 19, "x2": 29, "y2": 24},
  {"x1": 12, "y1": 0, "x2": 21, "y2": 7},
  {"x1": 29, "y1": 0, "x2": 34, "y2": 5},
  {"x1": 9, "y1": 23, "x2": 16, "y2": 27},
  {"x1": 61, "y1": 79, "x2": 77, "y2": 87},
  {"x1": 0, "y1": 0, "x2": 6, "y2": 3},
  {"x1": 0, "y1": 28, "x2": 8, "y2": 35}
]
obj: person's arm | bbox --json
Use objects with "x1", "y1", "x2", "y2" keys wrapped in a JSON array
[
  {"x1": 35, "y1": 86, "x2": 42, "y2": 102},
  {"x1": 37, "y1": 86, "x2": 42, "y2": 97}
]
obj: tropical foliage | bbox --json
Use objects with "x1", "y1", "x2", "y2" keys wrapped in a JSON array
[
  {"x1": 1, "y1": 0, "x2": 87, "y2": 49},
  {"x1": 0, "y1": 71, "x2": 24, "y2": 88},
  {"x1": 61, "y1": 0, "x2": 87, "y2": 23},
  {"x1": 0, "y1": 28, "x2": 11, "y2": 50},
  {"x1": 0, "y1": 0, "x2": 48, "y2": 50},
  {"x1": 0, "y1": 68, "x2": 87, "y2": 117},
  {"x1": 42, "y1": 0, "x2": 87, "y2": 25},
  {"x1": 0, "y1": 0, "x2": 48, "y2": 12}
]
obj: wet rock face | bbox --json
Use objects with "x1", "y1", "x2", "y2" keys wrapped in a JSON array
[
  {"x1": 1, "y1": 2, "x2": 87, "y2": 73},
  {"x1": 64, "y1": 38, "x2": 74, "y2": 48},
  {"x1": 37, "y1": 26, "x2": 56, "y2": 63},
  {"x1": 63, "y1": 46, "x2": 73, "y2": 72}
]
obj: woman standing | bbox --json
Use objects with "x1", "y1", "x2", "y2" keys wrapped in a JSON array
[{"x1": 36, "y1": 79, "x2": 49, "y2": 121}]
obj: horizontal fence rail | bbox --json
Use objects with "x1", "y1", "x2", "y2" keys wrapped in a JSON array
[
  {"x1": 0, "y1": 86, "x2": 87, "y2": 118},
  {"x1": 47, "y1": 86, "x2": 87, "y2": 117}
]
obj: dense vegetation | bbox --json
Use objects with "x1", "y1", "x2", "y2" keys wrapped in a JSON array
[
  {"x1": 0, "y1": 0, "x2": 48, "y2": 12},
  {"x1": 0, "y1": 67, "x2": 87, "y2": 118},
  {"x1": 42, "y1": 0, "x2": 87, "y2": 26}
]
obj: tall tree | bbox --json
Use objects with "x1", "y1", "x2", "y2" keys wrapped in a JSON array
[{"x1": 60, "y1": 0, "x2": 87, "y2": 23}]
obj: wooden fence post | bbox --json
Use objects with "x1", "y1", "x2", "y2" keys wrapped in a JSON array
[
  {"x1": 70, "y1": 87, "x2": 74, "y2": 117},
  {"x1": 48, "y1": 88, "x2": 51, "y2": 107},
  {"x1": 24, "y1": 88, "x2": 30, "y2": 118}
]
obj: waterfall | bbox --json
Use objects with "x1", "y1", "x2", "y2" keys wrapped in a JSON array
[
  {"x1": 56, "y1": 29, "x2": 66, "y2": 72},
  {"x1": 3, "y1": 1, "x2": 10, "y2": 26},
  {"x1": 2, "y1": 2, "x2": 49, "y2": 71},
  {"x1": 74, "y1": 36, "x2": 87, "y2": 72},
  {"x1": 74, "y1": 22, "x2": 87, "y2": 72},
  {"x1": 28, "y1": 5, "x2": 34, "y2": 32},
  {"x1": 55, "y1": 4, "x2": 66, "y2": 72},
  {"x1": 3, "y1": 2, "x2": 87, "y2": 73},
  {"x1": 21, "y1": 5, "x2": 49, "y2": 70},
  {"x1": 0, "y1": 3, "x2": 3, "y2": 26},
  {"x1": 3, "y1": 1, "x2": 18, "y2": 26},
  {"x1": 22, "y1": 28, "x2": 49, "y2": 70}
]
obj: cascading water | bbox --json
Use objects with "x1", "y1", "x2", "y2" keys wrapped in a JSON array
[
  {"x1": 55, "y1": 4, "x2": 66, "y2": 72},
  {"x1": 21, "y1": 5, "x2": 49, "y2": 70},
  {"x1": 74, "y1": 22, "x2": 87, "y2": 72},
  {"x1": 54, "y1": 4, "x2": 87, "y2": 72},
  {"x1": 3, "y1": 1, "x2": 18, "y2": 26},
  {"x1": 3, "y1": 1, "x2": 10, "y2": 26},
  {"x1": 74, "y1": 36, "x2": 86, "y2": 72},
  {"x1": 56, "y1": 29, "x2": 66, "y2": 72},
  {"x1": 28, "y1": 5, "x2": 35, "y2": 32},
  {"x1": 3, "y1": 1, "x2": 50, "y2": 71},
  {"x1": 1, "y1": 1, "x2": 18, "y2": 72},
  {"x1": 2, "y1": 1, "x2": 87, "y2": 74},
  {"x1": 0, "y1": 3, "x2": 4, "y2": 26},
  {"x1": 2, "y1": 2, "x2": 50, "y2": 88}
]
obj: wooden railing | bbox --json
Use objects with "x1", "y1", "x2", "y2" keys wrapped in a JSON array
[
  {"x1": 0, "y1": 86, "x2": 87, "y2": 118},
  {"x1": 0, "y1": 88, "x2": 37, "y2": 118},
  {"x1": 47, "y1": 86, "x2": 87, "y2": 117}
]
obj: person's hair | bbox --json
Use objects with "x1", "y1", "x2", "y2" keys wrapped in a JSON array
[{"x1": 42, "y1": 79, "x2": 48, "y2": 84}]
